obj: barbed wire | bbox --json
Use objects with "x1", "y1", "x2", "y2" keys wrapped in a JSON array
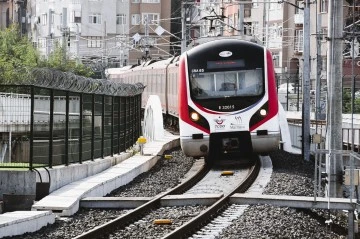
[{"x1": 30, "y1": 68, "x2": 145, "y2": 96}]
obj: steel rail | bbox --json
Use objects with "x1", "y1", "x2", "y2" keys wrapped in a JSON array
[
  {"x1": 161, "y1": 156, "x2": 261, "y2": 239},
  {"x1": 74, "y1": 161, "x2": 211, "y2": 239}
]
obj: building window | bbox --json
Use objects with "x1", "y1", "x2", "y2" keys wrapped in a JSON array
[
  {"x1": 117, "y1": 14, "x2": 126, "y2": 25},
  {"x1": 87, "y1": 36, "x2": 102, "y2": 48},
  {"x1": 252, "y1": 0, "x2": 259, "y2": 8},
  {"x1": 273, "y1": 53, "x2": 280, "y2": 67},
  {"x1": 131, "y1": 14, "x2": 141, "y2": 25},
  {"x1": 89, "y1": 14, "x2": 102, "y2": 24},
  {"x1": 320, "y1": 0, "x2": 328, "y2": 13},
  {"x1": 142, "y1": 13, "x2": 159, "y2": 25},
  {"x1": 252, "y1": 21, "x2": 259, "y2": 36},
  {"x1": 41, "y1": 13, "x2": 47, "y2": 26},
  {"x1": 294, "y1": 29, "x2": 304, "y2": 52},
  {"x1": 320, "y1": 27, "x2": 327, "y2": 41},
  {"x1": 71, "y1": 11, "x2": 81, "y2": 23},
  {"x1": 142, "y1": 0, "x2": 160, "y2": 3},
  {"x1": 295, "y1": 1, "x2": 304, "y2": 14},
  {"x1": 132, "y1": 0, "x2": 140, "y2": 3},
  {"x1": 322, "y1": 56, "x2": 327, "y2": 72}
]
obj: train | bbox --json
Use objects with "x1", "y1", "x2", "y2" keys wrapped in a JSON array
[{"x1": 107, "y1": 38, "x2": 281, "y2": 163}]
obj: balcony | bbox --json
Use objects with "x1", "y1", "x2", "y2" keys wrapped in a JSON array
[{"x1": 294, "y1": 14, "x2": 303, "y2": 25}]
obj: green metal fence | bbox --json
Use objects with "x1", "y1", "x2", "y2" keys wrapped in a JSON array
[{"x1": 0, "y1": 84, "x2": 143, "y2": 170}]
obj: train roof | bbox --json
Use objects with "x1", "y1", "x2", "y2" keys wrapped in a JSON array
[
  {"x1": 106, "y1": 65, "x2": 137, "y2": 76},
  {"x1": 141, "y1": 57, "x2": 177, "y2": 70}
]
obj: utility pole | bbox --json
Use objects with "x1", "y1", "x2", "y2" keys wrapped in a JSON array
[
  {"x1": 144, "y1": 16, "x2": 149, "y2": 60},
  {"x1": 262, "y1": 0, "x2": 267, "y2": 46},
  {"x1": 181, "y1": 2, "x2": 187, "y2": 54},
  {"x1": 103, "y1": 21, "x2": 107, "y2": 64},
  {"x1": 62, "y1": 8, "x2": 68, "y2": 65},
  {"x1": 302, "y1": 0, "x2": 311, "y2": 161},
  {"x1": 76, "y1": 23, "x2": 80, "y2": 65},
  {"x1": 315, "y1": 3, "x2": 322, "y2": 125},
  {"x1": 238, "y1": 4, "x2": 244, "y2": 36},
  {"x1": 326, "y1": 0, "x2": 343, "y2": 198},
  {"x1": 47, "y1": 9, "x2": 53, "y2": 58}
]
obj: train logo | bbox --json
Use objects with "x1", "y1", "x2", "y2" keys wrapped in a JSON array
[
  {"x1": 234, "y1": 116, "x2": 242, "y2": 124},
  {"x1": 230, "y1": 116, "x2": 245, "y2": 130},
  {"x1": 219, "y1": 51, "x2": 232, "y2": 57},
  {"x1": 214, "y1": 116, "x2": 226, "y2": 125}
]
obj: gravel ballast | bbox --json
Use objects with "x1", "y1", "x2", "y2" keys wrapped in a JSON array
[
  {"x1": 218, "y1": 150, "x2": 349, "y2": 239},
  {"x1": 5, "y1": 149, "x2": 354, "y2": 238}
]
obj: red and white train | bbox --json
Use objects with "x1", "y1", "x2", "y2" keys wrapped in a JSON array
[{"x1": 107, "y1": 38, "x2": 280, "y2": 163}]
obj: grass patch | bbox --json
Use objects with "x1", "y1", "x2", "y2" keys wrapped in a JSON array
[{"x1": 0, "y1": 163, "x2": 47, "y2": 170}]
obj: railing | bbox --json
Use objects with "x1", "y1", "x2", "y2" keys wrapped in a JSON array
[
  {"x1": 0, "y1": 85, "x2": 143, "y2": 170},
  {"x1": 313, "y1": 149, "x2": 360, "y2": 201},
  {"x1": 288, "y1": 119, "x2": 360, "y2": 153}
]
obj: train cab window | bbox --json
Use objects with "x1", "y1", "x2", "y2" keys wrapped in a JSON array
[{"x1": 190, "y1": 69, "x2": 263, "y2": 99}]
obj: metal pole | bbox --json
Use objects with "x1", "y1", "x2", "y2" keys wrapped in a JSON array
[
  {"x1": 302, "y1": 0, "x2": 311, "y2": 161},
  {"x1": 111, "y1": 96, "x2": 114, "y2": 157},
  {"x1": 326, "y1": 0, "x2": 344, "y2": 198},
  {"x1": 62, "y1": 8, "x2": 67, "y2": 65},
  {"x1": 238, "y1": 4, "x2": 244, "y2": 36},
  {"x1": 315, "y1": 1, "x2": 322, "y2": 126},
  {"x1": 76, "y1": 24, "x2": 80, "y2": 65},
  {"x1": 49, "y1": 89, "x2": 54, "y2": 168},
  {"x1": 47, "y1": 9, "x2": 52, "y2": 58},
  {"x1": 351, "y1": 0, "x2": 356, "y2": 151},
  {"x1": 65, "y1": 91, "x2": 69, "y2": 166},
  {"x1": 79, "y1": 93, "x2": 83, "y2": 163},
  {"x1": 91, "y1": 94, "x2": 95, "y2": 160},
  {"x1": 101, "y1": 95, "x2": 105, "y2": 158},
  {"x1": 8, "y1": 130, "x2": 11, "y2": 163},
  {"x1": 181, "y1": 3, "x2": 186, "y2": 54},
  {"x1": 30, "y1": 86, "x2": 34, "y2": 170}
]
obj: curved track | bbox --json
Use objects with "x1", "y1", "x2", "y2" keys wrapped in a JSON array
[
  {"x1": 74, "y1": 161, "x2": 211, "y2": 239},
  {"x1": 162, "y1": 157, "x2": 260, "y2": 239},
  {"x1": 75, "y1": 155, "x2": 260, "y2": 239}
]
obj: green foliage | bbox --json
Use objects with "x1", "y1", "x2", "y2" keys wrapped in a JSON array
[
  {"x1": 0, "y1": 24, "x2": 39, "y2": 84},
  {"x1": 343, "y1": 88, "x2": 360, "y2": 113},
  {"x1": 0, "y1": 24, "x2": 94, "y2": 84},
  {"x1": 39, "y1": 43, "x2": 94, "y2": 77}
]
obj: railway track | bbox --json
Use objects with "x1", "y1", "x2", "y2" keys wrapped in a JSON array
[
  {"x1": 163, "y1": 157, "x2": 260, "y2": 239},
  {"x1": 74, "y1": 158, "x2": 211, "y2": 239},
  {"x1": 74, "y1": 156, "x2": 260, "y2": 239}
]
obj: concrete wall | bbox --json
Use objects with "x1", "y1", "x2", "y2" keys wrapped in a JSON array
[
  {"x1": 0, "y1": 171, "x2": 37, "y2": 200},
  {"x1": 0, "y1": 151, "x2": 134, "y2": 200}
]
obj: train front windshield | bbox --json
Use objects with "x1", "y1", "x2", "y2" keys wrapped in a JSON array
[{"x1": 190, "y1": 68, "x2": 263, "y2": 99}]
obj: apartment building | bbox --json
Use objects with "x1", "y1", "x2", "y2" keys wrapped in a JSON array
[
  {"x1": 128, "y1": 0, "x2": 171, "y2": 64},
  {"x1": 29, "y1": 0, "x2": 130, "y2": 67},
  {"x1": 0, "y1": 0, "x2": 10, "y2": 30},
  {"x1": 0, "y1": 0, "x2": 22, "y2": 31},
  {"x1": 0, "y1": 0, "x2": 171, "y2": 67}
]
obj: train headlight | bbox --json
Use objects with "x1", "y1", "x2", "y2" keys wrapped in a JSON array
[
  {"x1": 260, "y1": 109, "x2": 267, "y2": 116},
  {"x1": 190, "y1": 112, "x2": 200, "y2": 121}
]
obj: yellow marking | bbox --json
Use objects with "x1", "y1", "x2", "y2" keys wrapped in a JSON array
[
  {"x1": 221, "y1": 171, "x2": 234, "y2": 176},
  {"x1": 137, "y1": 136, "x2": 147, "y2": 144},
  {"x1": 164, "y1": 155, "x2": 172, "y2": 159},
  {"x1": 153, "y1": 219, "x2": 172, "y2": 225}
]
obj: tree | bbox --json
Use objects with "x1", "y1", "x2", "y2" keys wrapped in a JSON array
[
  {"x1": 0, "y1": 24, "x2": 94, "y2": 84},
  {"x1": 0, "y1": 24, "x2": 39, "y2": 84},
  {"x1": 39, "y1": 42, "x2": 94, "y2": 78},
  {"x1": 343, "y1": 88, "x2": 360, "y2": 113}
]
